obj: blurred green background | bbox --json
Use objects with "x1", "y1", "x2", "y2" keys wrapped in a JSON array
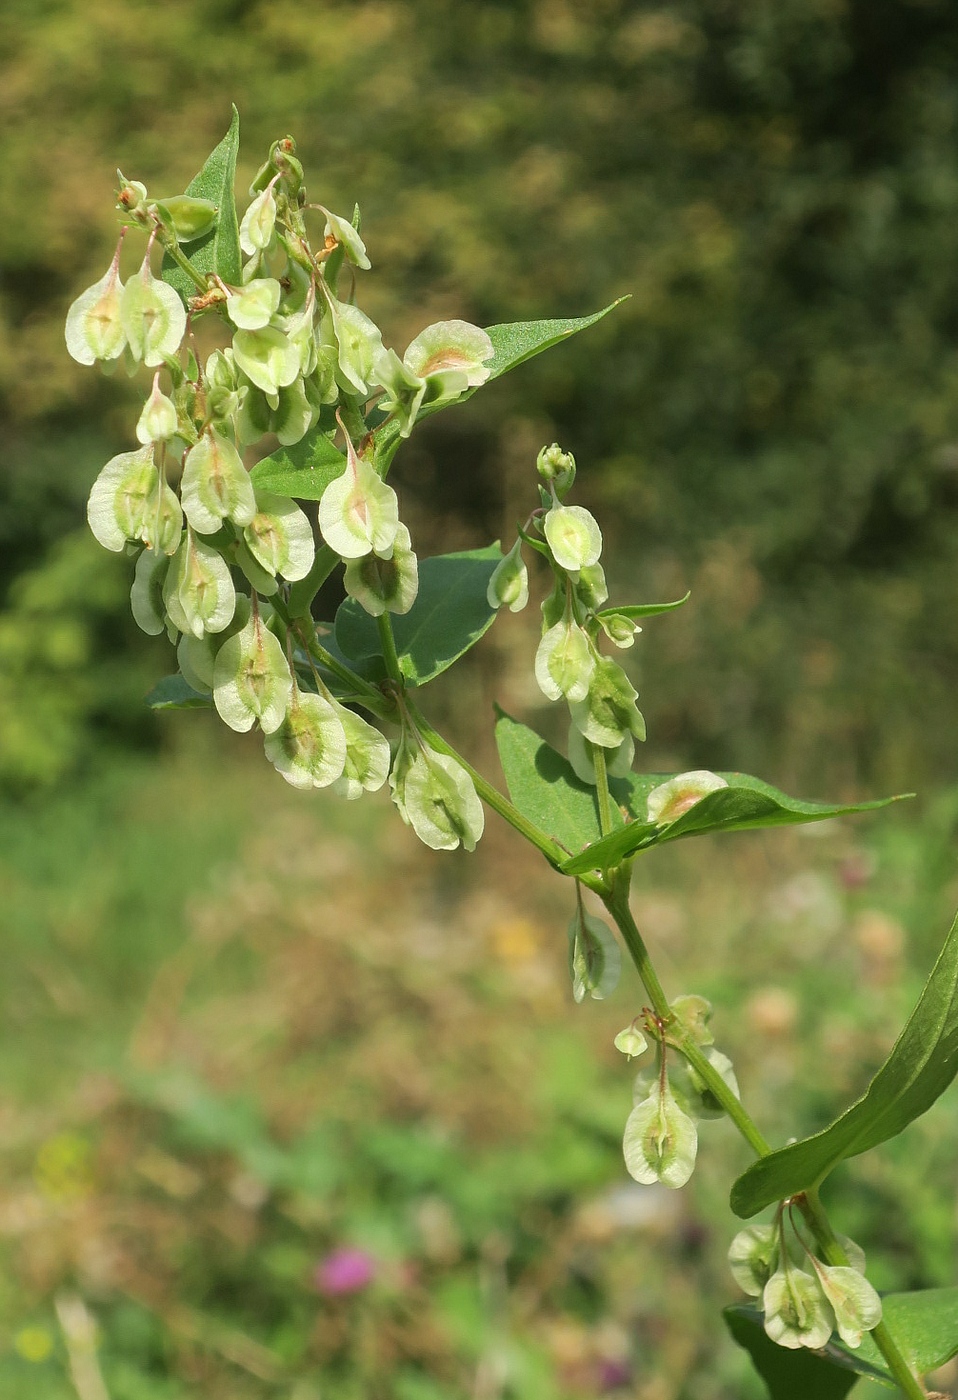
[{"x1": 3, "y1": 0, "x2": 958, "y2": 1395}]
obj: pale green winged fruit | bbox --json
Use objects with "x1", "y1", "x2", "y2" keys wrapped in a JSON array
[
  {"x1": 544, "y1": 505, "x2": 602, "y2": 573},
  {"x1": 613, "y1": 1022, "x2": 649, "y2": 1060},
  {"x1": 226, "y1": 278, "x2": 282, "y2": 331},
  {"x1": 670, "y1": 1047, "x2": 740, "y2": 1120},
  {"x1": 176, "y1": 596, "x2": 251, "y2": 694},
  {"x1": 567, "y1": 725, "x2": 634, "y2": 785},
  {"x1": 142, "y1": 472, "x2": 183, "y2": 556},
  {"x1": 121, "y1": 250, "x2": 187, "y2": 366},
  {"x1": 136, "y1": 373, "x2": 178, "y2": 444},
  {"x1": 87, "y1": 447, "x2": 158, "y2": 552},
  {"x1": 403, "y1": 319, "x2": 494, "y2": 398},
  {"x1": 762, "y1": 1266, "x2": 834, "y2": 1351},
  {"x1": 320, "y1": 206, "x2": 371, "y2": 270},
  {"x1": 318, "y1": 433, "x2": 399, "y2": 560},
  {"x1": 647, "y1": 770, "x2": 729, "y2": 824},
  {"x1": 180, "y1": 428, "x2": 257, "y2": 534},
  {"x1": 323, "y1": 294, "x2": 384, "y2": 396},
  {"x1": 536, "y1": 443, "x2": 576, "y2": 495},
  {"x1": 390, "y1": 745, "x2": 485, "y2": 852},
  {"x1": 130, "y1": 549, "x2": 169, "y2": 636},
  {"x1": 244, "y1": 490, "x2": 314, "y2": 582},
  {"x1": 213, "y1": 608, "x2": 292, "y2": 734},
  {"x1": 812, "y1": 1262, "x2": 882, "y2": 1349},
  {"x1": 371, "y1": 348, "x2": 426, "y2": 438},
  {"x1": 535, "y1": 619, "x2": 595, "y2": 703},
  {"x1": 486, "y1": 539, "x2": 529, "y2": 613},
  {"x1": 599, "y1": 611, "x2": 641, "y2": 649},
  {"x1": 239, "y1": 181, "x2": 277, "y2": 255},
  {"x1": 623, "y1": 1078, "x2": 698, "y2": 1189},
  {"x1": 264, "y1": 686, "x2": 348, "y2": 790},
  {"x1": 163, "y1": 530, "x2": 236, "y2": 639},
  {"x1": 575, "y1": 562, "x2": 608, "y2": 611},
  {"x1": 238, "y1": 379, "x2": 313, "y2": 448},
  {"x1": 728, "y1": 1225, "x2": 780, "y2": 1299},
  {"x1": 669, "y1": 994, "x2": 715, "y2": 1047},
  {"x1": 570, "y1": 656, "x2": 646, "y2": 747},
  {"x1": 65, "y1": 243, "x2": 126, "y2": 365},
  {"x1": 232, "y1": 327, "x2": 301, "y2": 399},
  {"x1": 156, "y1": 194, "x2": 218, "y2": 242},
  {"x1": 343, "y1": 523, "x2": 418, "y2": 616},
  {"x1": 568, "y1": 905, "x2": 620, "y2": 1002},
  {"x1": 329, "y1": 702, "x2": 391, "y2": 800}
]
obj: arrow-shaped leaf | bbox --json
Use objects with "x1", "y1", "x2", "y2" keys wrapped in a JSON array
[
  {"x1": 162, "y1": 106, "x2": 241, "y2": 299},
  {"x1": 731, "y1": 911, "x2": 958, "y2": 1217}
]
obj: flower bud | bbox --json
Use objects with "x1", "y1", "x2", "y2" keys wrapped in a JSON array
[
  {"x1": 65, "y1": 246, "x2": 126, "y2": 365},
  {"x1": 115, "y1": 174, "x2": 150, "y2": 220},
  {"x1": 623, "y1": 1080, "x2": 698, "y2": 1189},
  {"x1": 319, "y1": 438, "x2": 399, "y2": 560},
  {"x1": 243, "y1": 490, "x2": 315, "y2": 582},
  {"x1": 264, "y1": 686, "x2": 348, "y2": 789},
  {"x1": 136, "y1": 373, "x2": 178, "y2": 444},
  {"x1": 814, "y1": 1263, "x2": 882, "y2": 1348},
  {"x1": 157, "y1": 195, "x2": 218, "y2": 242},
  {"x1": 646, "y1": 770, "x2": 728, "y2": 825},
  {"x1": 213, "y1": 608, "x2": 292, "y2": 733},
  {"x1": 319, "y1": 205, "x2": 371, "y2": 270},
  {"x1": 180, "y1": 428, "x2": 257, "y2": 535},
  {"x1": 728, "y1": 1225, "x2": 779, "y2": 1299},
  {"x1": 163, "y1": 531, "x2": 236, "y2": 639},
  {"x1": 486, "y1": 539, "x2": 529, "y2": 613},
  {"x1": 129, "y1": 549, "x2": 169, "y2": 636},
  {"x1": 226, "y1": 278, "x2": 282, "y2": 332},
  {"x1": 232, "y1": 326, "x2": 301, "y2": 398},
  {"x1": 569, "y1": 657, "x2": 646, "y2": 748},
  {"x1": 614, "y1": 1022, "x2": 649, "y2": 1060},
  {"x1": 330, "y1": 702, "x2": 391, "y2": 800},
  {"x1": 536, "y1": 443, "x2": 576, "y2": 494},
  {"x1": 121, "y1": 252, "x2": 187, "y2": 366},
  {"x1": 240, "y1": 183, "x2": 277, "y2": 255},
  {"x1": 402, "y1": 320, "x2": 494, "y2": 399},
  {"x1": 567, "y1": 726, "x2": 634, "y2": 785},
  {"x1": 534, "y1": 620, "x2": 595, "y2": 703},
  {"x1": 568, "y1": 905, "x2": 620, "y2": 1002},
  {"x1": 344, "y1": 522, "x2": 418, "y2": 616},
  {"x1": 390, "y1": 743, "x2": 485, "y2": 852},
  {"x1": 87, "y1": 447, "x2": 157, "y2": 552},
  {"x1": 599, "y1": 611, "x2": 640, "y2": 648},
  {"x1": 206, "y1": 348, "x2": 239, "y2": 392},
  {"x1": 544, "y1": 505, "x2": 602, "y2": 573},
  {"x1": 762, "y1": 1266, "x2": 834, "y2": 1351}
]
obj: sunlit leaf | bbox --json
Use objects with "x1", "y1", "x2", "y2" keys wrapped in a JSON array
[{"x1": 162, "y1": 106, "x2": 241, "y2": 299}]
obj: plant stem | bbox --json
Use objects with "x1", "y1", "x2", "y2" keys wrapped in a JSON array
[
  {"x1": 592, "y1": 744, "x2": 614, "y2": 837},
  {"x1": 157, "y1": 233, "x2": 209, "y2": 292},
  {"x1": 287, "y1": 544, "x2": 339, "y2": 618},
  {"x1": 377, "y1": 613, "x2": 403, "y2": 685}
]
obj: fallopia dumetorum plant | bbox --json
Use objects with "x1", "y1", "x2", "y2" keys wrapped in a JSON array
[{"x1": 67, "y1": 112, "x2": 958, "y2": 1397}]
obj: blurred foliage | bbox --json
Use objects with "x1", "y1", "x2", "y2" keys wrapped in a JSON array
[
  {"x1": 1, "y1": 743, "x2": 957, "y2": 1397},
  {"x1": 5, "y1": 0, "x2": 958, "y2": 789}
]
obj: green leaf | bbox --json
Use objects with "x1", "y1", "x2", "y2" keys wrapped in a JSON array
[
  {"x1": 724, "y1": 1305, "x2": 887, "y2": 1397},
  {"x1": 731, "y1": 911, "x2": 958, "y2": 1218},
  {"x1": 851, "y1": 1288, "x2": 958, "y2": 1378},
  {"x1": 483, "y1": 299, "x2": 628, "y2": 381},
  {"x1": 161, "y1": 106, "x2": 241, "y2": 300},
  {"x1": 145, "y1": 674, "x2": 213, "y2": 710},
  {"x1": 494, "y1": 711, "x2": 621, "y2": 858},
  {"x1": 596, "y1": 592, "x2": 690, "y2": 620},
  {"x1": 334, "y1": 544, "x2": 502, "y2": 686},
  {"x1": 250, "y1": 429, "x2": 347, "y2": 500},
  {"x1": 559, "y1": 771, "x2": 909, "y2": 877}
]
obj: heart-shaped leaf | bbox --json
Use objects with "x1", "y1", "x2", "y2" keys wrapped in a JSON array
[
  {"x1": 250, "y1": 430, "x2": 347, "y2": 500},
  {"x1": 162, "y1": 107, "x2": 241, "y2": 299},
  {"x1": 731, "y1": 912, "x2": 958, "y2": 1218},
  {"x1": 334, "y1": 544, "x2": 502, "y2": 686},
  {"x1": 146, "y1": 674, "x2": 213, "y2": 710},
  {"x1": 560, "y1": 772, "x2": 909, "y2": 877}
]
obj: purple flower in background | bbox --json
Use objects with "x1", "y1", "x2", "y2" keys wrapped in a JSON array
[
  {"x1": 314, "y1": 1247, "x2": 376, "y2": 1296},
  {"x1": 597, "y1": 1356, "x2": 632, "y2": 1391}
]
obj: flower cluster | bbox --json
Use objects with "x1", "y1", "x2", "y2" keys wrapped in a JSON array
[
  {"x1": 616, "y1": 995, "x2": 739, "y2": 1190},
  {"x1": 66, "y1": 137, "x2": 492, "y2": 834},
  {"x1": 729, "y1": 1214, "x2": 882, "y2": 1352}
]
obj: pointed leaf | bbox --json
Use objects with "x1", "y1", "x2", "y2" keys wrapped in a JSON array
[
  {"x1": 162, "y1": 107, "x2": 241, "y2": 300},
  {"x1": 723, "y1": 1305, "x2": 886, "y2": 1398},
  {"x1": 732, "y1": 912, "x2": 958, "y2": 1217},
  {"x1": 483, "y1": 299, "x2": 628, "y2": 380},
  {"x1": 334, "y1": 544, "x2": 502, "y2": 685},
  {"x1": 250, "y1": 429, "x2": 347, "y2": 500},
  {"x1": 145, "y1": 674, "x2": 213, "y2": 710},
  {"x1": 560, "y1": 771, "x2": 910, "y2": 876},
  {"x1": 494, "y1": 711, "x2": 622, "y2": 858},
  {"x1": 849, "y1": 1287, "x2": 958, "y2": 1378},
  {"x1": 596, "y1": 592, "x2": 691, "y2": 620}
]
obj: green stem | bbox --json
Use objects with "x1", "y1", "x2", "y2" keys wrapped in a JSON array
[
  {"x1": 377, "y1": 613, "x2": 403, "y2": 686},
  {"x1": 592, "y1": 743, "x2": 614, "y2": 837},
  {"x1": 287, "y1": 544, "x2": 339, "y2": 618},
  {"x1": 157, "y1": 232, "x2": 209, "y2": 293},
  {"x1": 297, "y1": 626, "x2": 392, "y2": 717},
  {"x1": 339, "y1": 396, "x2": 368, "y2": 446}
]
